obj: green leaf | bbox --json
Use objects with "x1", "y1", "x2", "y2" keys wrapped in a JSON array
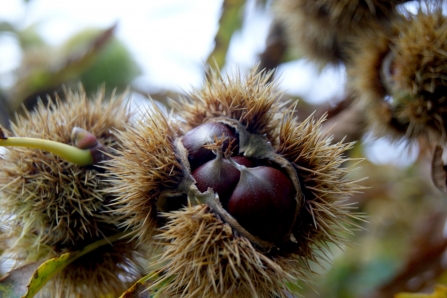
[
  {"x1": 15, "y1": 24, "x2": 47, "y2": 49},
  {"x1": 206, "y1": 0, "x2": 246, "y2": 69},
  {"x1": 0, "y1": 22, "x2": 15, "y2": 33},
  {"x1": 22, "y1": 253, "x2": 73, "y2": 298},
  {"x1": 62, "y1": 26, "x2": 140, "y2": 93}
]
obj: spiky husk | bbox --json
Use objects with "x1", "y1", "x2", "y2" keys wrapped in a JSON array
[
  {"x1": 348, "y1": 4, "x2": 447, "y2": 143},
  {"x1": 276, "y1": 112, "x2": 363, "y2": 265},
  {"x1": 0, "y1": 88, "x2": 145, "y2": 297},
  {"x1": 105, "y1": 105, "x2": 183, "y2": 244},
  {"x1": 173, "y1": 68, "x2": 282, "y2": 143},
  {"x1": 274, "y1": 0, "x2": 404, "y2": 66},
  {"x1": 152, "y1": 205, "x2": 310, "y2": 298},
  {"x1": 103, "y1": 67, "x2": 363, "y2": 296},
  {"x1": 0, "y1": 88, "x2": 129, "y2": 248},
  {"x1": 151, "y1": 115, "x2": 362, "y2": 297},
  {"x1": 346, "y1": 21, "x2": 393, "y2": 138}
]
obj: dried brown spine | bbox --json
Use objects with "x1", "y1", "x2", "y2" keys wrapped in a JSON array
[
  {"x1": 172, "y1": 67, "x2": 283, "y2": 143},
  {"x1": 104, "y1": 104, "x2": 184, "y2": 244}
]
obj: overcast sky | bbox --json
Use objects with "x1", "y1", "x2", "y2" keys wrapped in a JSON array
[
  {"x1": 0, "y1": 0, "x2": 348, "y2": 100},
  {"x1": 0, "y1": 0, "x2": 417, "y2": 166}
]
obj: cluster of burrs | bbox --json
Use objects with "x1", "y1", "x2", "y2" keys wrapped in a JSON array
[
  {"x1": 275, "y1": 0, "x2": 447, "y2": 196},
  {"x1": 275, "y1": 0, "x2": 447, "y2": 145},
  {"x1": 0, "y1": 69, "x2": 362, "y2": 297}
]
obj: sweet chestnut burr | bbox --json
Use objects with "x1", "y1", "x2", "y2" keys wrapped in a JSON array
[
  {"x1": 0, "y1": 88, "x2": 144, "y2": 298},
  {"x1": 348, "y1": 4, "x2": 447, "y2": 144},
  {"x1": 274, "y1": 0, "x2": 404, "y2": 67},
  {"x1": 108, "y1": 68, "x2": 363, "y2": 297}
]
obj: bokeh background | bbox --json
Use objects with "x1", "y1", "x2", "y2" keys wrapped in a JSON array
[{"x1": 0, "y1": 1, "x2": 445, "y2": 297}]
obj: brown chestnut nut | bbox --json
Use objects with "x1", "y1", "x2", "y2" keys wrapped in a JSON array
[
  {"x1": 193, "y1": 156, "x2": 253, "y2": 207},
  {"x1": 227, "y1": 165, "x2": 296, "y2": 243},
  {"x1": 182, "y1": 122, "x2": 237, "y2": 170}
]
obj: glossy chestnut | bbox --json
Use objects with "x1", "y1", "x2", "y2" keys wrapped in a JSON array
[
  {"x1": 181, "y1": 122, "x2": 237, "y2": 170},
  {"x1": 192, "y1": 156, "x2": 253, "y2": 207},
  {"x1": 227, "y1": 166, "x2": 297, "y2": 243}
]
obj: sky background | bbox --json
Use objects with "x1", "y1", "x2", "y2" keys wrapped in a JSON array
[
  {"x1": 0, "y1": 0, "x2": 418, "y2": 165},
  {"x1": 0, "y1": 0, "x2": 346, "y2": 99}
]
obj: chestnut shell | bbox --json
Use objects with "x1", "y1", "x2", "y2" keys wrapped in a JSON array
[
  {"x1": 227, "y1": 166, "x2": 297, "y2": 243},
  {"x1": 181, "y1": 122, "x2": 237, "y2": 170},
  {"x1": 174, "y1": 117, "x2": 303, "y2": 250},
  {"x1": 193, "y1": 156, "x2": 253, "y2": 208}
]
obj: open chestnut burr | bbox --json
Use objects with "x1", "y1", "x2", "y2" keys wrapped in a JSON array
[
  {"x1": 107, "y1": 68, "x2": 363, "y2": 297},
  {"x1": 178, "y1": 118, "x2": 302, "y2": 247}
]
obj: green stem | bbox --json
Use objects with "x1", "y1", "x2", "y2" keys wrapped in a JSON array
[{"x1": 0, "y1": 137, "x2": 93, "y2": 166}]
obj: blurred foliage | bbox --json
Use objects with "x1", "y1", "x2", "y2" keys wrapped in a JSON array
[
  {"x1": 62, "y1": 27, "x2": 140, "y2": 93},
  {"x1": 206, "y1": 0, "x2": 246, "y2": 68},
  {"x1": 0, "y1": 21, "x2": 139, "y2": 127},
  {"x1": 395, "y1": 285, "x2": 447, "y2": 298},
  {"x1": 287, "y1": 143, "x2": 447, "y2": 298},
  {"x1": 15, "y1": 24, "x2": 46, "y2": 48}
]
